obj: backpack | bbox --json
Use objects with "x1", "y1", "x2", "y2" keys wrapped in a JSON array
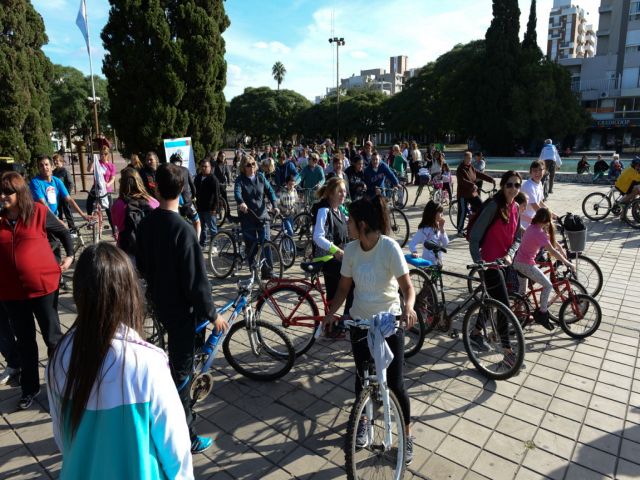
[
  {"x1": 465, "y1": 198, "x2": 498, "y2": 243},
  {"x1": 563, "y1": 213, "x2": 585, "y2": 231},
  {"x1": 119, "y1": 198, "x2": 154, "y2": 255}
]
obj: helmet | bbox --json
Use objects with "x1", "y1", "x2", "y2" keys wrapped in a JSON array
[{"x1": 169, "y1": 152, "x2": 183, "y2": 164}]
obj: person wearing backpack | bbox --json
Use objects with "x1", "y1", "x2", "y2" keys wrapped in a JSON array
[
  {"x1": 112, "y1": 168, "x2": 158, "y2": 259},
  {"x1": 468, "y1": 170, "x2": 522, "y2": 369},
  {"x1": 312, "y1": 177, "x2": 353, "y2": 338}
]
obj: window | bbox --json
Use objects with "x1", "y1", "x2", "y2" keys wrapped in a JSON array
[
  {"x1": 626, "y1": 29, "x2": 640, "y2": 47},
  {"x1": 630, "y1": 0, "x2": 640, "y2": 15},
  {"x1": 622, "y1": 68, "x2": 640, "y2": 89},
  {"x1": 617, "y1": 97, "x2": 634, "y2": 112}
]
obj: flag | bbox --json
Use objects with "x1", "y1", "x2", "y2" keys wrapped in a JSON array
[{"x1": 76, "y1": 0, "x2": 90, "y2": 55}]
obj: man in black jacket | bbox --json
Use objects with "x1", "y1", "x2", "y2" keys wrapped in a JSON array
[
  {"x1": 194, "y1": 159, "x2": 220, "y2": 247},
  {"x1": 136, "y1": 163, "x2": 227, "y2": 454}
]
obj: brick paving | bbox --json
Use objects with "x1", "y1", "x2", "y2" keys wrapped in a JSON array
[{"x1": 1, "y1": 181, "x2": 640, "y2": 479}]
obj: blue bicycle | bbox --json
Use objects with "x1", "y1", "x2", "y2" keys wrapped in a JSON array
[{"x1": 147, "y1": 273, "x2": 295, "y2": 404}]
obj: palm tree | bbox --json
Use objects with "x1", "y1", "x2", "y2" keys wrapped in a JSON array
[{"x1": 272, "y1": 61, "x2": 286, "y2": 91}]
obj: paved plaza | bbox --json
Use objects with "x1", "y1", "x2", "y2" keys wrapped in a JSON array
[{"x1": 1, "y1": 181, "x2": 639, "y2": 479}]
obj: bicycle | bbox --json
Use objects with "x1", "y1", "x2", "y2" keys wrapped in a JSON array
[
  {"x1": 208, "y1": 210, "x2": 283, "y2": 285},
  {"x1": 215, "y1": 193, "x2": 229, "y2": 227},
  {"x1": 407, "y1": 241, "x2": 525, "y2": 380},
  {"x1": 412, "y1": 174, "x2": 451, "y2": 208},
  {"x1": 69, "y1": 218, "x2": 99, "y2": 260},
  {"x1": 581, "y1": 184, "x2": 640, "y2": 228},
  {"x1": 145, "y1": 273, "x2": 295, "y2": 406},
  {"x1": 269, "y1": 213, "x2": 297, "y2": 270},
  {"x1": 380, "y1": 178, "x2": 408, "y2": 210},
  {"x1": 509, "y1": 255, "x2": 601, "y2": 339},
  {"x1": 343, "y1": 315, "x2": 407, "y2": 480},
  {"x1": 448, "y1": 185, "x2": 497, "y2": 235}
]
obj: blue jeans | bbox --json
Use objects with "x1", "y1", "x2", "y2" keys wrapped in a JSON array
[
  {"x1": 283, "y1": 216, "x2": 294, "y2": 237},
  {"x1": 198, "y1": 211, "x2": 218, "y2": 246},
  {"x1": 241, "y1": 222, "x2": 272, "y2": 273}
]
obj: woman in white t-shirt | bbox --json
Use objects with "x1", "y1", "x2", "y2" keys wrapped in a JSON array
[{"x1": 323, "y1": 195, "x2": 417, "y2": 464}]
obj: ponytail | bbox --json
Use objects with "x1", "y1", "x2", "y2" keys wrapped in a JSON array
[{"x1": 348, "y1": 194, "x2": 389, "y2": 235}]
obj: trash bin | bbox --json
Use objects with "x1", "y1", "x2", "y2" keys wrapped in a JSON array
[{"x1": 566, "y1": 228, "x2": 587, "y2": 252}]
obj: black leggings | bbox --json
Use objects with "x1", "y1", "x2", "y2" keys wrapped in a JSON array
[
  {"x1": 4, "y1": 291, "x2": 62, "y2": 395},
  {"x1": 351, "y1": 327, "x2": 411, "y2": 425},
  {"x1": 322, "y1": 258, "x2": 354, "y2": 318},
  {"x1": 483, "y1": 268, "x2": 511, "y2": 348}
]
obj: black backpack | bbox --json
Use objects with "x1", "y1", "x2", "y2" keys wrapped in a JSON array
[
  {"x1": 563, "y1": 213, "x2": 585, "y2": 231},
  {"x1": 119, "y1": 198, "x2": 154, "y2": 255}
]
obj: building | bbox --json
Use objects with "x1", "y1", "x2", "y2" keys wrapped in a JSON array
[
  {"x1": 547, "y1": 1, "x2": 596, "y2": 61},
  {"x1": 559, "y1": 0, "x2": 640, "y2": 151}
]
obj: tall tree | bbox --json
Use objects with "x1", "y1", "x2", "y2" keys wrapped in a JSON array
[
  {"x1": 522, "y1": 0, "x2": 539, "y2": 52},
  {"x1": 0, "y1": 0, "x2": 53, "y2": 166},
  {"x1": 102, "y1": 0, "x2": 229, "y2": 158},
  {"x1": 272, "y1": 61, "x2": 286, "y2": 91}
]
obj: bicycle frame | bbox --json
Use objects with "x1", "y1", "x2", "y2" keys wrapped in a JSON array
[{"x1": 521, "y1": 261, "x2": 574, "y2": 313}]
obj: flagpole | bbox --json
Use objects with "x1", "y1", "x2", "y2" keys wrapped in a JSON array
[{"x1": 82, "y1": 0, "x2": 100, "y2": 138}]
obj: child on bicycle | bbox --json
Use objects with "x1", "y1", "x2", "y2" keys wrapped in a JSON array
[
  {"x1": 408, "y1": 200, "x2": 449, "y2": 266},
  {"x1": 278, "y1": 175, "x2": 297, "y2": 237},
  {"x1": 513, "y1": 207, "x2": 575, "y2": 330},
  {"x1": 515, "y1": 191, "x2": 528, "y2": 233}
]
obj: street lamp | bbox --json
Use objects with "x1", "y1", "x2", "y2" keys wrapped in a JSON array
[{"x1": 329, "y1": 36, "x2": 345, "y2": 147}]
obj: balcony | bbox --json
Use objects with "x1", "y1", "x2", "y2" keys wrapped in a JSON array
[
  {"x1": 599, "y1": 5, "x2": 613, "y2": 13},
  {"x1": 571, "y1": 77, "x2": 621, "y2": 96},
  {"x1": 578, "y1": 34, "x2": 585, "y2": 43}
]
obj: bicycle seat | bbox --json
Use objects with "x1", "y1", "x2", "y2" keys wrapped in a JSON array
[
  {"x1": 301, "y1": 261, "x2": 324, "y2": 274},
  {"x1": 404, "y1": 254, "x2": 432, "y2": 268},
  {"x1": 423, "y1": 240, "x2": 447, "y2": 254}
]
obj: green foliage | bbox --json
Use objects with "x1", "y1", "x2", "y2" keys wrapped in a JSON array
[
  {"x1": 522, "y1": 0, "x2": 540, "y2": 53},
  {"x1": 272, "y1": 61, "x2": 286, "y2": 91},
  {"x1": 102, "y1": 0, "x2": 228, "y2": 159},
  {"x1": 226, "y1": 87, "x2": 311, "y2": 143},
  {"x1": 0, "y1": 0, "x2": 53, "y2": 165}
]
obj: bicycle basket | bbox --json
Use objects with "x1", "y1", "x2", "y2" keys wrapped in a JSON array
[
  {"x1": 418, "y1": 174, "x2": 431, "y2": 186},
  {"x1": 565, "y1": 228, "x2": 587, "y2": 252}
]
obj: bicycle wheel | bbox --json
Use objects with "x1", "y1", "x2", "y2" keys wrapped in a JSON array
[
  {"x1": 255, "y1": 241, "x2": 283, "y2": 283},
  {"x1": 345, "y1": 385, "x2": 406, "y2": 480},
  {"x1": 216, "y1": 196, "x2": 228, "y2": 227},
  {"x1": 567, "y1": 253, "x2": 603, "y2": 298},
  {"x1": 143, "y1": 315, "x2": 166, "y2": 350},
  {"x1": 293, "y1": 212, "x2": 314, "y2": 241},
  {"x1": 558, "y1": 293, "x2": 601, "y2": 339},
  {"x1": 462, "y1": 298, "x2": 525, "y2": 380},
  {"x1": 393, "y1": 185, "x2": 408, "y2": 209},
  {"x1": 509, "y1": 293, "x2": 531, "y2": 329},
  {"x1": 466, "y1": 267, "x2": 483, "y2": 301},
  {"x1": 448, "y1": 198, "x2": 459, "y2": 229},
  {"x1": 412, "y1": 185, "x2": 423, "y2": 207},
  {"x1": 581, "y1": 192, "x2": 611, "y2": 221},
  {"x1": 222, "y1": 319, "x2": 295, "y2": 381},
  {"x1": 548, "y1": 278, "x2": 587, "y2": 322},
  {"x1": 409, "y1": 268, "x2": 439, "y2": 335},
  {"x1": 255, "y1": 285, "x2": 321, "y2": 356},
  {"x1": 432, "y1": 188, "x2": 443, "y2": 205},
  {"x1": 208, "y1": 231, "x2": 237, "y2": 278},
  {"x1": 623, "y1": 199, "x2": 640, "y2": 229},
  {"x1": 278, "y1": 235, "x2": 297, "y2": 270},
  {"x1": 388, "y1": 207, "x2": 409, "y2": 247}
]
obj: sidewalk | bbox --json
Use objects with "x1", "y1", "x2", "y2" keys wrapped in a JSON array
[{"x1": 1, "y1": 182, "x2": 639, "y2": 479}]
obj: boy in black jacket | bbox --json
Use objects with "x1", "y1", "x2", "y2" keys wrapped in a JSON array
[
  {"x1": 136, "y1": 163, "x2": 227, "y2": 454},
  {"x1": 194, "y1": 159, "x2": 220, "y2": 247}
]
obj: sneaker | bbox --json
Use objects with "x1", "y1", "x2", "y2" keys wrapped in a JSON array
[
  {"x1": 355, "y1": 416, "x2": 369, "y2": 449},
  {"x1": 502, "y1": 351, "x2": 517, "y2": 370},
  {"x1": 406, "y1": 435, "x2": 414, "y2": 465},
  {"x1": 469, "y1": 332, "x2": 491, "y2": 352},
  {"x1": 533, "y1": 309, "x2": 554, "y2": 331},
  {"x1": 0, "y1": 367, "x2": 19, "y2": 386},
  {"x1": 18, "y1": 388, "x2": 41, "y2": 410},
  {"x1": 191, "y1": 435, "x2": 213, "y2": 454}
]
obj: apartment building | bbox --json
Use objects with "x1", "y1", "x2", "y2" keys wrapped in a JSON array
[{"x1": 548, "y1": 1, "x2": 596, "y2": 61}]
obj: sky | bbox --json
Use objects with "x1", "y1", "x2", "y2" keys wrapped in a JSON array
[{"x1": 34, "y1": 0, "x2": 602, "y2": 101}]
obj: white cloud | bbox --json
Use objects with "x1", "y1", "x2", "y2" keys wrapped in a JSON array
[
  {"x1": 253, "y1": 42, "x2": 268, "y2": 49},
  {"x1": 350, "y1": 50, "x2": 368, "y2": 59}
]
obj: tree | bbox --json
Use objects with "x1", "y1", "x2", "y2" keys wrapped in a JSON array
[
  {"x1": 226, "y1": 87, "x2": 311, "y2": 143},
  {"x1": 102, "y1": 0, "x2": 228, "y2": 158},
  {"x1": 272, "y1": 61, "x2": 286, "y2": 91},
  {"x1": 522, "y1": 0, "x2": 539, "y2": 53},
  {"x1": 0, "y1": 0, "x2": 53, "y2": 166}
]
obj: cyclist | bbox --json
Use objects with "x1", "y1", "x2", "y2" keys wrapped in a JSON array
[
  {"x1": 455, "y1": 151, "x2": 495, "y2": 235},
  {"x1": 193, "y1": 159, "x2": 220, "y2": 248},
  {"x1": 312, "y1": 177, "x2": 353, "y2": 338},
  {"x1": 408, "y1": 200, "x2": 449, "y2": 265},
  {"x1": 364, "y1": 151, "x2": 399, "y2": 198},
  {"x1": 521, "y1": 160, "x2": 554, "y2": 229},
  {"x1": 513, "y1": 207, "x2": 575, "y2": 330},
  {"x1": 322, "y1": 195, "x2": 417, "y2": 465},
  {"x1": 468, "y1": 170, "x2": 522, "y2": 368},
  {"x1": 615, "y1": 156, "x2": 640, "y2": 205},
  {"x1": 87, "y1": 146, "x2": 116, "y2": 233},
  {"x1": 141, "y1": 151, "x2": 160, "y2": 198},
  {"x1": 538, "y1": 139, "x2": 562, "y2": 195},
  {"x1": 213, "y1": 151, "x2": 232, "y2": 220},
  {"x1": 47, "y1": 244, "x2": 193, "y2": 478},
  {"x1": 299, "y1": 153, "x2": 325, "y2": 190},
  {"x1": 52, "y1": 154, "x2": 75, "y2": 229},
  {"x1": 344, "y1": 155, "x2": 367, "y2": 200},
  {"x1": 391, "y1": 144, "x2": 407, "y2": 178},
  {"x1": 278, "y1": 175, "x2": 298, "y2": 237}
]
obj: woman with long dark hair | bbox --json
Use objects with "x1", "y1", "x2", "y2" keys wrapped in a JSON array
[
  {"x1": 323, "y1": 195, "x2": 417, "y2": 464},
  {"x1": 0, "y1": 172, "x2": 72, "y2": 409},
  {"x1": 47, "y1": 243, "x2": 193, "y2": 478}
]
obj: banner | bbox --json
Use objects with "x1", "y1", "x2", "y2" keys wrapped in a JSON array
[
  {"x1": 75, "y1": 0, "x2": 90, "y2": 55},
  {"x1": 163, "y1": 137, "x2": 196, "y2": 175}
]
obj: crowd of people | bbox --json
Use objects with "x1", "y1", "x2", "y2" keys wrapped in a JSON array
[{"x1": 2, "y1": 136, "x2": 640, "y2": 478}]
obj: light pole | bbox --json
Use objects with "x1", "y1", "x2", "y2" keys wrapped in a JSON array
[{"x1": 329, "y1": 36, "x2": 345, "y2": 147}]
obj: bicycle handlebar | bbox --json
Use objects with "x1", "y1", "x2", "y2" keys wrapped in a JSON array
[{"x1": 466, "y1": 259, "x2": 506, "y2": 270}]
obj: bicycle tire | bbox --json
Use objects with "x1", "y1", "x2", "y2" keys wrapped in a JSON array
[
  {"x1": 448, "y1": 198, "x2": 461, "y2": 231},
  {"x1": 508, "y1": 293, "x2": 531, "y2": 329},
  {"x1": 558, "y1": 293, "x2": 601, "y2": 339},
  {"x1": 581, "y1": 192, "x2": 611, "y2": 221},
  {"x1": 222, "y1": 319, "x2": 295, "y2": 381},
  {"x1": 462, "y1": 298, "x2": 525, "y2": 380},
  {"x1": 279, "y1": 235, "x2": 297, "y2": 270},
  {"x1": 409, "y1": 268, "x2": 439, "y2": 336},
  {"x1": 466, "y1": 266, "x2": 482, "y2": 301},
  {"x1": 432, "y1": 188, "x2": 443, "y2": 205},
  {"x1": 255, "y1": 241, "x2": 284, "y2": 285},
  {"x1": 400, "y1": 269, "x2": 429, "y2": 358},
  {"x1": 216, "y1": 196, "x2": 228, "y2": 227},
  {"x1": 293, "y1": 212, "x2": 314, "y2": 241},
  {"x1": 567, "y1": 253, "x2": 603, "y2": 298},
  {"x1": 623, "y1": 199, "x2": 640, "y2": 229},
  {"x1": 548, "y1": 278, "x2": 587, "y2": 322},
  {"x1": 388, "y1": 207, "x2": 409, "y2": 247},
  {"x1": 208, "y1": 231, "x2": 237, "y2": 278},
  {"x1": 393, "y1": 185, "x2": 408, "y2": 209},
  {"x1": 345, "y1": 385, "x2": 406, "y2": 480},
  {"x1": 255, "y1": 285, "x2": 321, "y2": 357}
]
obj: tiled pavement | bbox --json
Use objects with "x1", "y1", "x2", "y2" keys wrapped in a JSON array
[{"x1": 1, "y1": 182, "x2": 640, "y2": 479}]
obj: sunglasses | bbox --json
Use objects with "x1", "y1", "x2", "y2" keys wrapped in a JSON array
[
  {"x1": 1, "y1": 188, "x2": 16, "y2": 196},
  {"x1": 245, "y1": 163, "x2": 256, "y2": 168},
  {"x1": 505, "y1": 182, "x2": 521, "y2": 189}
]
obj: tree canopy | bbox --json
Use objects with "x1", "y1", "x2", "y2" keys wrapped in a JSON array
[{"x1": 0, "y1": 0, "x2": 53, "y2": 165}]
